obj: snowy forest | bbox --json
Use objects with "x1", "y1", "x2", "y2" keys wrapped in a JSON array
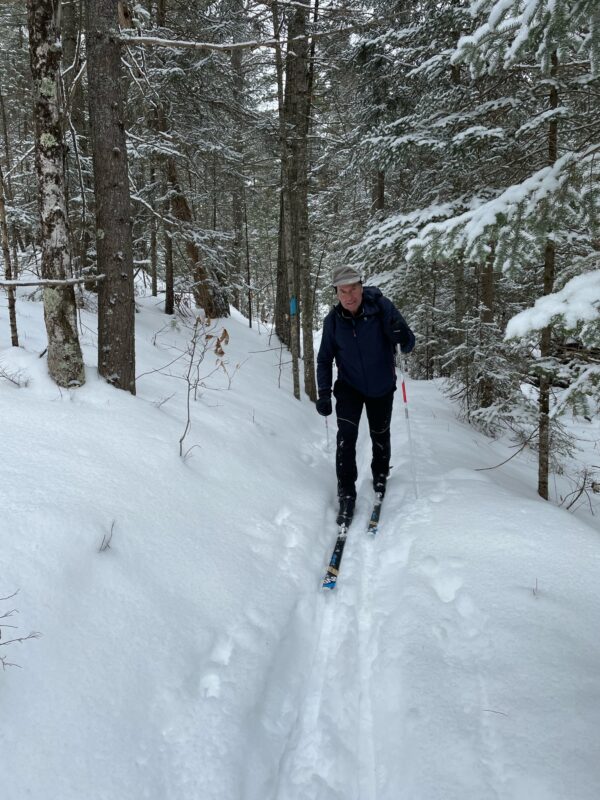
[
  {"x1": 2, "y1": 2, "x2": 600, "y2": 799},
  {"x1": 0, "y1": 0, "x2": 598, "y2": 499}
]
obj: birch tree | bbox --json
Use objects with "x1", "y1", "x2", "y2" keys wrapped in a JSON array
[{"x1": 27, "y1": 0, "x2": 85, "y2": 387}]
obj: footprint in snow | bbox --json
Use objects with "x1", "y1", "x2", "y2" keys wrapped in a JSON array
[
  {"x1": 200, "y1": 673, "x2": 221, "y2": 699},
  {"x1": 418, "y1": 555, "x2": 464, "y2": 603},
  {"x1": 198, "y1": 633, "x2": 237, "y2": 700},
  {"x1": 210, "y1": 635, "x2": 234, "y2": 666},
  {"x1": 274, "y1": 506, "x2": 292, "y2": 526},
  {"x1": 455, "y1": 593, "x2": 475, "y2": 618}
]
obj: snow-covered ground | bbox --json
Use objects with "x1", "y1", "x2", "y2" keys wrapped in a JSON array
[{"x1": 1, "y1": 287, "x2": 599, "y2": 800}]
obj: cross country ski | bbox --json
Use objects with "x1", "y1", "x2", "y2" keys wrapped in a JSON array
[{"x1": 322, "y1": 493, "x2": 384, "y2": 589}]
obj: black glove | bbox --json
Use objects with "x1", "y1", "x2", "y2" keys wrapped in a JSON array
[{"x1": 316, "y1": 393, "x2": 332, "y2": 417}]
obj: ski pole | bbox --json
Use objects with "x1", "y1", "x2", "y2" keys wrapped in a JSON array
[{"x1": 398, "y1": 357, "x2": 418, "y2": 499}]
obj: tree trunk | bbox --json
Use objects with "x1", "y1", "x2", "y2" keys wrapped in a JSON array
[
  {"x1": 164, "y1": 224, "x2": 174, "y2": 315},
  {"x1": 62, "y1": 0, "x2": 86, "y2": 137},
  {"x1": 274, "y1": 191, "x2": 290, "y2": 346},
  {"x1": 86, "y1": 0, "x2": 136, "y2": 394},
  {"x1": 150, "y1": 167, "x2": 158, "y2": 297},
  {"x1": 153, "y1": 85, "x2": 228, "y2": 318},
  {"x1": 272, "y1": 4, "x2": 292, "y2": 349},
  {"x1": 300, "y1": 0, "x2": 319, "y2": 402},
  {"x1": 279, "y1": 0, "x2": 312, "y2": 400},
  {"x1": 538, "y1": 52, "x2": 559, "y2": 501},
  {"x1": 243, "y1": 186, "x2": 252, "y2": 327},
  {"x1": 0, "y1": 163, "x2": 18, "y2": 346},
  {"x1": 479, "y1": 243, "x2": 495, "y2": 408},
  {"x1": 166, "y1": 158, "x2": 229, "y2": 318},
  {"x1": 62, "y1": 0, "x2": 89, "y2": 282},
  {"x1": 230, "y1": 9, "x2": 245, "y2": 315},
  {"x1": 27, "y1": 0, "x2": 85, "y2": 387},
  {"x1": 0, "y1": 90, "x2": 20, "y2": 277},
  {"x1": 157, "y1": 0, "x2": 167, "y2": 27},
  {"x1": 371, "y1": 170, "x2": 385, "y2": 213},
  {"x1": 427, "y1": 261, "x2": 438, "y2": 379}
]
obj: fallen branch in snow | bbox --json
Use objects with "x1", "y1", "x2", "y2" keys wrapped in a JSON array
[
  {"x1": 475, "y1": 427, "x2": 537, "y2": 472},
  {"x1": 0, "y1": 364, "x2": 29, "y2": 387},
  {"x1": 0, "y1": 275, "x2": 106, "y2": 288},
  {"x1": 560, "y1": 468, "x2": 597, "y2": 514},
  {"x1": 99, "y1": 521, "x2": 116, "y2": 553},
  {"x1": 0, "y1": 590, "x2": 42, "y2": 670}
]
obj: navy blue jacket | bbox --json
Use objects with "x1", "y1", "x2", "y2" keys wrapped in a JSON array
[{"x1": 317, "y1": 286, "x2": 415, "y2": 398}]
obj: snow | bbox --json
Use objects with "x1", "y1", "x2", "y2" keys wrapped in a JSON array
[
  {"x1": 1, "y1": 285, "x2": 600, "y2": 800},
  {"x1": 404, "y1": 146, "x2": 597, "y2": 262},
  {"x1": 505, "y1": 270, "x2": 600, "y2": 337}
]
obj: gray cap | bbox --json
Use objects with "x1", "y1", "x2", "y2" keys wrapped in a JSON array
[{"x1": 332, "y1": 265, "x2": 362, "y2": 287}]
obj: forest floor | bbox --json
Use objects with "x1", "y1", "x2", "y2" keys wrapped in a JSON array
[{"x1": 1, "y1": 287, "x2": 599, "y2": 800}]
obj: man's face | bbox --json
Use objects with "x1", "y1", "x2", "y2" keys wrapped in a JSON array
[{"x1": 337, "y1": 281, "x2": 363, "y2": 314}]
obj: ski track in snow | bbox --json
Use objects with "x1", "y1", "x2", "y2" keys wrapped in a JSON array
[
  {"x1": 246, "y1": 418, "x2": 421, "y2": 800},
  {"x1": 254, "y1": 403, "x2": 508, "y2": 800}
]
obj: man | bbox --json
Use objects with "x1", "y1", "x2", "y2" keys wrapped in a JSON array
[{"x1": 316, "y1": 265, "x2": 415, "y2": 527}]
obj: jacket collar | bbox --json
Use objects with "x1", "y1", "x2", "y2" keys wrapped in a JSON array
[{"x1": 338, "y1": 302, "x2": 364, "y2": 320}]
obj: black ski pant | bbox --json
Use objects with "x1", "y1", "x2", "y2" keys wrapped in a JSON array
[{"x1": 334, "y1": 380, "x2": 395, "y2": 499}]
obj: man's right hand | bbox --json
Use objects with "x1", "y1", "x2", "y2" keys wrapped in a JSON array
[{"x1": 316, "y1": 393, "x2": 332, "y2": 416}]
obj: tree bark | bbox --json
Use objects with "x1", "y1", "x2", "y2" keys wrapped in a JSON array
[
  {"x1": 164, "y1": 224, "x2": 174, "y2": 315},
  {"x1": 62, "y1": 0, "x2": 90, "y2": 283},
  {"x1": 150, "y1": 167, "x2": 158, "y2": 297},
  {"x1": 371, "y1": 170, "x2": 385, "y2": 213},
  {"x1": 86, "y1": 0, "x2": 136, "y2": 394},
  {"x1": 300, "y1": 0, "x2": 319, "y2": 402},
  {"x1": 166, "y1": 158, "x2": 229, "y2": 318},
  {"x1": 537, "y1": 52, "x2": 559, "y2": 501},
  {"x1": 0, "y1": 90, "x2": 20, "y2": 276},
  {"x1": 62, "y1": 0, "x2": 86, "y2": 136},
  {"x1": 0, "y1": 163, "x2": 18, "y2": 346},
  {"x1": 230, "y1": 8, "x2": 245, "y2": 315},
  {"x1": 274, "y1": 192, "x2": 290, "y2": 346},
  {"x1": 272, "y1": 4, "x2": 291, "y2": 349},
  {"x1": 27, "y1": 0, "x2": 85, "y2": 387},
  {"x1": 279, "y1": 0, "x2": 312, "y2": 400},
  {"x1": 479, "y1": 243, "x2": 495, "y2": 408}
]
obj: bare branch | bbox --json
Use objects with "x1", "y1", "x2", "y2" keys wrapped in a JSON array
[
  {"x1": 99, "y1": 520, "x2": 116, "y2": 553},
  {"x1": 0, "y1": 631, "x2": 42, "y2": 647},
  {"x1": 120, "y1": 19, "x2": 383, "y2": 54},
  {"x1": 0, "y1": 275, "x2": 106, "y2": 288}
]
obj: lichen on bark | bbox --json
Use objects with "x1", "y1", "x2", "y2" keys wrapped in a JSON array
[{"x1": 28, "y1": 0, "x2": 85, "y2": 388}]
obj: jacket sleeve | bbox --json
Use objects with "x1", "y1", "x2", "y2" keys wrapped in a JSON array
[
  {"x1": 381, "y1": 297, "x2": 415, "y2": 353},
  {"x1": 316, "y1": 314, "x2": 336, "y2": 396}
]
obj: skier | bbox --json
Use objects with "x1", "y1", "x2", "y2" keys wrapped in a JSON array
[{"x1": 316, "y1": 265, "x2": 415, "y2": 528}]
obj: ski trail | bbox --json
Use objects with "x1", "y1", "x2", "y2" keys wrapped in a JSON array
[
  {"x1": 269, "y1": 509, "x2": 367, "y2": 800},
  {"x1": 359, "y1": 484, "x2": 414, "y2": 799},
  {"x1": 356, "y1": 515, "x2": 378, "y2": 800},
  {"x1": 258, "y1": 424, "x2": 418, "y2": 799},
  {"x1": 270, "y1": 597, "x2": 336, "y2": 799}
]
